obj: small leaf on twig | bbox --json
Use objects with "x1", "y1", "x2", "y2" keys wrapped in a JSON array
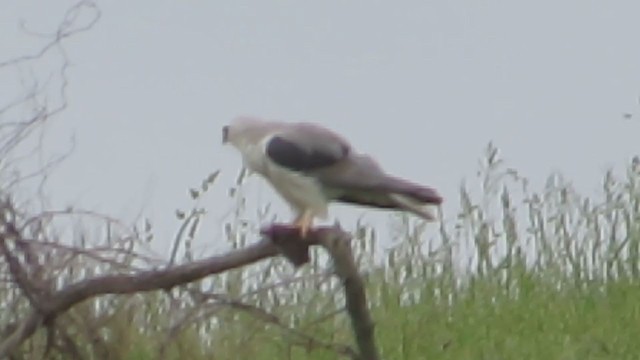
[
  {"x1": 207, "y1": 170, "x2": 220, "y2": 184},
  {"x1": 189, "y1": 188, "x2": 200, "y2": 199}
]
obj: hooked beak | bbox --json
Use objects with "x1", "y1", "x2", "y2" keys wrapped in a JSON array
[{"x1": 222, "y1": 125, "x2": 229, "y2": 144}]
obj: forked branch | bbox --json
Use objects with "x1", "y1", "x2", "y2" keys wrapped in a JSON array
[{"x1": 0, "y1": 223, "x2": 380, "y2": 359}]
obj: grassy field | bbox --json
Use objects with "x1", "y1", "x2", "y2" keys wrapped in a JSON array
[{"x1": 4, "y1": 147, "x2": 640, "y2": 359}]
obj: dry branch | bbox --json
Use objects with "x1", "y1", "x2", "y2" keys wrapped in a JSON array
[
  {"x1": 264, "y1": 225, "x2": 381, "y2": 360},
  {"x1": 318, "y1": 232, "x2": 380, "y2": 360},
  {"x1": 0, "y1": 223, "x2": 380, "y2": 359}
]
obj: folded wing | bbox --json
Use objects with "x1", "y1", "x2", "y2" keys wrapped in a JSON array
[
  {"x1": 265, "y1": 123, "x2": 351, "y2": 172},
  {"x1": 313, "y1": 154, "x2": 443, "y2": 220},
  {"x1": 262, "y1": 122, "x2": 443, "y2": 221}
]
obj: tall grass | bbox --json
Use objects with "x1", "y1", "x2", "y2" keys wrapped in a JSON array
[{"x1": 3, "y1": 145, "x2": 640, "y2": 359}]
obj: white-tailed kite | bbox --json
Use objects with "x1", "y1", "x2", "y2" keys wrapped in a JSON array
[{"x1": 222, "y1": 116, "x2": 443, "y2": 237}]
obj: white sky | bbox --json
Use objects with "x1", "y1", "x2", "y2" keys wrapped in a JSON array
[{"x1": 2, "y1": 1, "x2": 639, "y2": 256}]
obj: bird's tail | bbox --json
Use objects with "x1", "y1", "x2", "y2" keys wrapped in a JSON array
[
  {"x1": 382, "y1": 176, "x2": 443, "y2": 221},
  {"x1": 333, "y1": 175, "x2": 443, "y2": 222},
  {"x1": 388, "y1": 193, "x2": 438, "y2": 221},
  {"x1": 382, "y1": 176, "x2": 443, "y2": 204}
]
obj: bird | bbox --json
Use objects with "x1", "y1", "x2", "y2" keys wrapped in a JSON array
[{"x1": 222, "y1": 116, "x2": 443, "y2": 238}]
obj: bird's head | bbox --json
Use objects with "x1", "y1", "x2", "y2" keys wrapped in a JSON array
[{"x1": 222, "y1": 116, "x2": 280, "y2": 148}]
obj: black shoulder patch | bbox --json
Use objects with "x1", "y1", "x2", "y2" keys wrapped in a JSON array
[{"x1": 266, "y1": 136, "x2": 345, "y2": 172}]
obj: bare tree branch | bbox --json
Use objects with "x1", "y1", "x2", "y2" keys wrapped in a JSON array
[
  {"x1": 185, "y1": 289, "x2": 356, "y2": 359},
  {"x1": 0, "y1": 1, "x2": 100, "y2": 69},
  {"x1": 0, "y1": 222, "x2": 380, "y2": 359},
  {"x1": 321, "y1": 231, "x2": 380, "y2": 360},
  {"x1": 265, "y1": 225, "x2": 381, "y2": 360},
  {"x1": 0, "y1": 213, "x2": 49, "y2": 314}
]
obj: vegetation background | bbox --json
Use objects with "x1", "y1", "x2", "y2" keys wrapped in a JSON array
[{"x1": 1, "y1": 1, "x2": 639, "y2": 359}]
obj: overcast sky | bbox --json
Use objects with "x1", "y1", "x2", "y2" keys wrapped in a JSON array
[{"x1": 2, "y1": 1, "x2": 639, "y2": 256}]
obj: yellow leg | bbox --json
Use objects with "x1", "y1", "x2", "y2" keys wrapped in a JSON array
[{"x1": 293, "y1": 210, "x2": 314, "y2": 238}]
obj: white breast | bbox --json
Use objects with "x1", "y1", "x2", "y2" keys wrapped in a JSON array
[{"x1": 240, "y1": 136, "x2": 330, "y2": 219}]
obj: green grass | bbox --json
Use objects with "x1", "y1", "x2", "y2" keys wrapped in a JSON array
[
  {"x1": 4, "y1": 144, "x2": 640, "y2": 359},
  {"x1": 370, "y1": 275, "x2": 640, "y2": 359}
]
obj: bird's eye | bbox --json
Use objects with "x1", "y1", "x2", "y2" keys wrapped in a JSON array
[{"x1": 222, "y1": 126, "x2": 229, "y2": 142}]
